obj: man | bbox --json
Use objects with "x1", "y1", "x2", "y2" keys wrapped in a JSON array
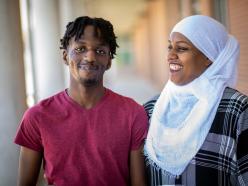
[{"x1": 15, "y1": 16, "x2": 148, "y2": 186}]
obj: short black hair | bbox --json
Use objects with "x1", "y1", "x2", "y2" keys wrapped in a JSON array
[{"x1": 60, "y1": 16, "x2": 119, "y2": 59}]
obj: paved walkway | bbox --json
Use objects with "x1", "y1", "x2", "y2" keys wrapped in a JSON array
[{"x1": 104, "y1": 64, "x2": 160, "y2": 104}]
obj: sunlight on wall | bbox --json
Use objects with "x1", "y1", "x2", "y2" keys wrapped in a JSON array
[{"x1": 20, "y1": 0, "x2": 36, "y2": 107}]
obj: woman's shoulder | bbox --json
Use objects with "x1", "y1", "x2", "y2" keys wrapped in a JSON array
[
  {"x1": 143, "y1": 95, "x2": 159, "y2": 108},
  {"x1": 223, "y1": 87, "x2": 248, "y2": 103},
  {"x1": 220, "y1": 87, "x2": 248, "y2": 114},
  {"x1": 143, "y1": 95, "x2": 160, "y2": 119}
]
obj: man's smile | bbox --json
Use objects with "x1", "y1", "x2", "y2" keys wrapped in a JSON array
[{"x1": 77, "y1": 63, "x2": 100, "y2": 71}]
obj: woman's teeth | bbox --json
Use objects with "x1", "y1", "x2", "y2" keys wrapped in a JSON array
[{"x1": 169, "y1": 64, "x2": 182, "y2": 71}]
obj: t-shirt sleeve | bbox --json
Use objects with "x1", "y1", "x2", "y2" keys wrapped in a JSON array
[
  {"x1": 130, "y1": 106, "x2": 148, "y2": 150},
  {"x1": 14, "y1": 109, "x2": 43, "y2": 152}
]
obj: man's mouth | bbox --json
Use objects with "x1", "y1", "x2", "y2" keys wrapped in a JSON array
[{"x1": 77, "y1": 64, "x2": 99, "y2": 71}]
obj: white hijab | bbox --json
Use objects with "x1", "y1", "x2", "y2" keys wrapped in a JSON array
[{"x1": 144, "y1": 15, "x2": 240, "y2": 176}]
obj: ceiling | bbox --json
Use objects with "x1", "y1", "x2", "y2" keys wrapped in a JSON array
[{"x1": 82, "y1": 0, "x2": 148, "y2": 36}]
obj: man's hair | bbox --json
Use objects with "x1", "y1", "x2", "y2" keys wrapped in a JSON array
[{"x1": 60, "y1": 16, "x2": 119, "y2": 59}]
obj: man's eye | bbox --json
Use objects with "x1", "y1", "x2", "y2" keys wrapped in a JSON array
[
  {"x1": 96, "y1": 49, "x2": 107, "y2": 55},
  {"x1": 75, "y1": 47, "x2": 85, "y2": 52}
]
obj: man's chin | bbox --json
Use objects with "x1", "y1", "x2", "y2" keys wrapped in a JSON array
[{"x1": 80, "y1": 78, "x2": 98, "y2": 87}]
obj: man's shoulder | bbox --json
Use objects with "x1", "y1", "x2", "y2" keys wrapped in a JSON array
[
  {"x1": 25, "y1": 91, "x2": 65, "y2": 116},
  {"x1": 107, "y1": 89, "x2": 141, "y2": 106},
  {"x1": 106, "y1": 89, "x2": 148, "y2": 117}
]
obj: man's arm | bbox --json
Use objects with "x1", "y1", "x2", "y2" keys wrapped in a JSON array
[
  {"x1": 17, "y1": 146, "x2": 42, "y2": 186},
  {"x1": 130, "y1": 144, "x2": 146, "y2": 186}
]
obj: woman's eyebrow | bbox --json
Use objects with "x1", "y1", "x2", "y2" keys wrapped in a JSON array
[{"x1": 168, "y1": 40, "x2": 190, "y2": 45}]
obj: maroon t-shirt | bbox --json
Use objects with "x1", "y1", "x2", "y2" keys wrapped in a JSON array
[{"x1": 15, "y1": 89, "x2": 148, "y2": 186}]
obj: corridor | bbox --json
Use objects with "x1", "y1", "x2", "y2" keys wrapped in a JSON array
[{"x1": 104, "y1": 64, "x2": 160, "y2": 104}]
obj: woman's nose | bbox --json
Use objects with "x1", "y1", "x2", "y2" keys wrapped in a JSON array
[{"x1": 167, "y1": 49, "x2": 178, "y2": 60}]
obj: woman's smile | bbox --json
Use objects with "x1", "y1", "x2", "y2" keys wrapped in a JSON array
[{"x1": 169, "y1": 63, "x2": 183, "y2": 72}]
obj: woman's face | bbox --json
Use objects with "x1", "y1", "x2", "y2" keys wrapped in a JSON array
[{"x1": 167, "y1": 32, "x2": 212, "y2": 85}]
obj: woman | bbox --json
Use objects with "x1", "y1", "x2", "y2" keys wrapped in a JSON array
[{"x1": 144, "y1": 15, "x2": 248, "y2": 186}]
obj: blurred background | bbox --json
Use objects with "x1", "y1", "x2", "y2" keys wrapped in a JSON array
[{"x1": 1, "y1": 0, "x2": 248, "y2": 185}]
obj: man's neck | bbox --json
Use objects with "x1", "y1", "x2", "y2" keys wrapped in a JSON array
[{"x1": 67, "y1": 85, "x2": 105, "y2": 109}]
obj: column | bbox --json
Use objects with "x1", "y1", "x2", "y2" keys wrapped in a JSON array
[
  {"x1": 0, "y1": 0, "x2": 27, "y2": 185},
  {"x1": 181, "y1": 0, "x2": 193, "y2": 17},
  {"x1": 29, "y1": 0, "x2": 65, "y2": 101}
]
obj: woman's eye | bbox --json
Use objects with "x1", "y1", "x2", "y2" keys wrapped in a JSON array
[
  {"x1": 167, "y1": 45, "x2": 173, "y2": 51},
  {"x1": 177, "y1": 47, "x2": 188, "y2": 52}
]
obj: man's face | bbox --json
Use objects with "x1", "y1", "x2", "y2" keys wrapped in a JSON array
[{"x1": 63, "y1": 25, "x2": 111, "y2": 87}]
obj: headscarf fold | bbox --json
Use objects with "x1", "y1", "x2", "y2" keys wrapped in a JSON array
[{"x1": 144, "y1": 15, "x2": 240, "y2": 176}]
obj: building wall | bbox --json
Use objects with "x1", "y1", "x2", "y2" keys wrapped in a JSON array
[
  {"x1": 133, "y1": 0, "x2": 248, "y2": 94},
  {"x1": 133, "y1": 16, "x2": 151, "y2": 79},
  {"x1": 228, "y1": 0, "x2": 248, "y2": 95},
  {"x1": 133, "y1": 0, "x2": 181, "y2": 90},
  {"x1": 146, "y1": 0, "x2": 168, "y2": 88},
  {"x1": 199, "y1": 0, "x2": 213, "y2": 16}
]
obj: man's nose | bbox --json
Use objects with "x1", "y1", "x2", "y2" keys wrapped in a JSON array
[{"x1": 84, "y1": 49, "x2": 96, "y2": 62}]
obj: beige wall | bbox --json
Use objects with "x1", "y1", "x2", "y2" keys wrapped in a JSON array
[
  {"x1": 199, "y1": 0, "x2": 213, "y2": 16},
  {"x1": 181, "y1": 0, "x2": 192, "y2": 17},
  {"x1": 133, "y1": 0, "x2": 181, "y2": 90},
  {"x1": 133, "y1": 0, "x2": 248, "y2": 94},
  {"x1": 133, "y1": 16, "x2": 151, "y2": 79},
  {"x1": 146, "y1": 0, "x2": 168, "y2": 88},
  {"x1": 228, "y1": 0, "x2": 248, "y2": 95},
  {"x1": 165, "y1": 0, "x2": 181, "y2": 35}
]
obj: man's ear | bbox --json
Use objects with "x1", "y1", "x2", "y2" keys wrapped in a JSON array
[
  {"x1": 62, "y1": 50, "x2": 69, "y2": 65},
  {"x1": 106, "y1": 59, "x2": 112, "y2": 70}
]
